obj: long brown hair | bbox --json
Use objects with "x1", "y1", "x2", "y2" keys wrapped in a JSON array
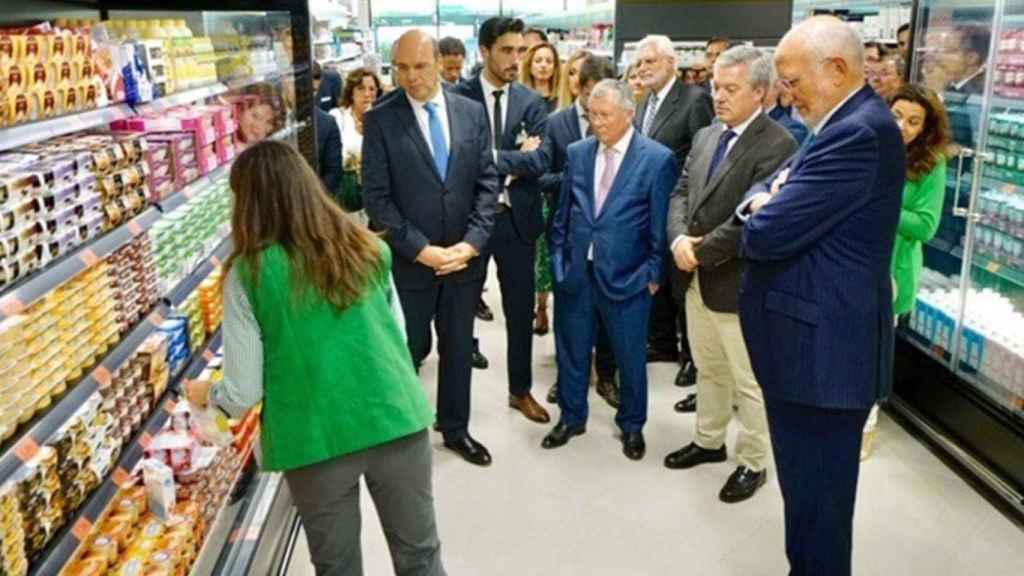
[
  {"x1": 341, "y1": 67, "x2": 383, "y2": 109},
  {"x1": 225, "y1": 140, "x2": 383, "y2": 310},
  {"x1": 890, "y1": 83, "x2": 952, "y2": 181},
  {"x1": 520, "y1": 43, "x2": 561, "y2": 102}
]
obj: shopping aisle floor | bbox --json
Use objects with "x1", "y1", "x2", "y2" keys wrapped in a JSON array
[{"x1": 287, "y1": 287, "x2": 1024, "y2": 576}]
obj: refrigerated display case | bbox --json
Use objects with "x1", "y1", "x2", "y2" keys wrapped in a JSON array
[
  {"x1": 894, "y1": 0, "x2": 1024, "y2": 518},
  {"x1": 0, "y1": 2, "x2": 313, "y2": 574}
]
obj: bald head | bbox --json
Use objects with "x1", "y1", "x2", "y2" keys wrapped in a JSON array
[
  {"x1": 775, "y1": 16, "x2": 866, "y2": 129},
  {"x1": 393, "y1": 29, "x2": 442, "y2": 101}
]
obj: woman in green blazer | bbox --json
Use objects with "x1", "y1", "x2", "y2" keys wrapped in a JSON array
[
  {"x1": 187, "y1": 141, "x2": 445, "y2": 575},
  {"x1": 864, "y1": 83, "x2": 952, "y2": 460}
]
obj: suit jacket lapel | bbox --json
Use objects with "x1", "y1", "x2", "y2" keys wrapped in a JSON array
[
  {"x1": 397, "y1": 91, "x2": 442, "y2": 183},
  {"x1": 502, "y1": 84, "x2": 525, "y2": 149},
  {"x1": 582, "y1": 139, "x2": 598, "y2": 220},
  {"x1": 443, "y1": 91, "x2": 458, "y2": 181},
  {"x1": 698, "y1": 114, "x2": 769, "y2": 211},
  {"x1": 567, "y1": 107, "x2": 582, "y2": 142},
  {"x1": 648, "y1": 80, "x2": 681, "y2": 138},
  {"x1": 597, "y1": 134, "x2": 642, "y2": 220}
]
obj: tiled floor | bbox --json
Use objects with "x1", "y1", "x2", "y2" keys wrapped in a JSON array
[{"x1": 287, "y1": 288, "x2": 1024, "y2": 575}]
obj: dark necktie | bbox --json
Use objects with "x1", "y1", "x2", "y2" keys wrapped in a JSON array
[
  {"x1": 493, "y1": 89, "x2": 504, "y2": 149},
  {"x1": 705, "y1": 129, "x2": 737, "y2": 185},
  {"x1": 583, "y1": 113, "x2": 593, "y2": 137}
]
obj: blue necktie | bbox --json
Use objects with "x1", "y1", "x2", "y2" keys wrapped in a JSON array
[
  {"x1": 424, "y1": 101, "x2": 449, "y2": 180},
  {"x1": 705, "y1": 129, "x2": 736, "y2": 185}
]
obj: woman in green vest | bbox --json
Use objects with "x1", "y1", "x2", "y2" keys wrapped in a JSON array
[
  {"x1": 187, "y1": 141, "x2": 445, "y2": 576},
  {"x1": 863, "y1": 83, "x2": 951, "y2": 460}
]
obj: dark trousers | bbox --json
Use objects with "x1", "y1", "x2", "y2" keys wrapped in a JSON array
[
  {"x1": 285, "y1": 431, "x2": 445, "y2": 576},
  {"x1": 480, "y1": 209, "x2": 535, "y2": 397},
  {"x1": 555, "y1": 264, "x2": 651, "y2": 433},
  {"x1": 650, "y1": 255, "x2": 691, "y2": 361},
  {"x1": 398, "y1": 279, "x2": 480, "y2": 442},
  {"x1": 595, "y1": 315, "x2": 617, "y2": 380},
  {"x1": 765, "y1": 398, "x2": 870, "y2": 576}
]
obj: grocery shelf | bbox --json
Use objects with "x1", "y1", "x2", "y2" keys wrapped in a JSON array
[
  {"x1": 29, "y1": 326, "x2": 224, "y2": 576},
  {"x1": 157, "y1": 162, "x2": 233, "y2": 214},
  {"x1": 0, "y1": 104, "x2": 134, "y2": 153},
  {"x1": 166, "y1": 236, "x2": 233, "y2": 309},
  {"x1": 0, "y1": 207, "x2": 162, "y2": 322},
  {"x1": 0, "y1": 303, "x2": 169, "y2": 486},
  {"x1": 188, "y1": 439, "x2": 257, "y2": 576},
  {"x1": 971, "y1": 252, "x2": 1024, "y2": 288},
  {"x1": 210, "y1": 471, "x2": 290, "y2": 575}
]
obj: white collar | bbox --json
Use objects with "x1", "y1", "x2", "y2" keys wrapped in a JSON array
[
  {"x1": 481, "y1": 73, "x2": 510, "y2": 99},
  {"x1": 599, "y1": 126, "x2": 635, "y2": 156},
  {"x1": 407, "y1": 87, "x2": 446, "y2": 111},
  {"x1": 954, "y1": 66, "x2": 986, "y2": 91},
  {"x1": 575, "y1": 100, "x2": 587, "y2": 119},
  {"x1": 652, "y1": 75, "x2": 676, "y2": 104},
  {"x1": 724, "y1": 107, "x2": 762, "y2": 138},
  {"x1": 812, "y1": 87, "x2": 859, "y2": 135}
]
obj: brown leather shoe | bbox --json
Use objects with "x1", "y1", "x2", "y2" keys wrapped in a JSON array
[{"x1": 509, "y1": 393, "x2": 551, "y2": 424}]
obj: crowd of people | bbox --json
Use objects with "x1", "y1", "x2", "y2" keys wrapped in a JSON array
[{"x1": 185, "y1": 14, "x2": 958, "y2": 576}]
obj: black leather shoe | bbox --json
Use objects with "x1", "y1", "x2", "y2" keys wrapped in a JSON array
[
  {"x1": 622, "y1": 431, "x2": 646, "y2": 460},
  {"x1": 646, "y1": 348, "x2": 679, "y2": 363},
  {"x1": 443, "y1": 436, "x2": 492, "y2": 466},
  {"x1": 546, "y1": 383, "x2": 558, "y2": 404},
  {"x1": 476, "y1": 299, "x2": 494, "y2": 321},
  {"x1": 595, "y1": 376, "x2": 620, "y2": 409},
  {"x1": 664, "y1": 442, "x2": 727, "y2": 469},
  {"x1": 674, "y1": 361, "x2": 697, "y2": 387},
  {"x1": 674, "y1": 393, "x2": 697, "y2": 413},
  {"x1": 719, "y1": 466, "x2": 767, "y2": 503},
  {"x1": 472, "y1": 346, "x2": 489, "y2": 370},
  {"x1": 541, "y1": 422, "x2": 586, "y2": 449}
]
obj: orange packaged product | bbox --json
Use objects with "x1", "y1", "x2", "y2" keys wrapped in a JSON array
[
  {"x1": 64, "y1": 556, "x2": 108, "y2": 576},
  {"x1": 85, "y1": 534, "x2": 119, "y2": 566},
  {"x1": 98, "y1": 513, "x2": 135, "y2": 551}
]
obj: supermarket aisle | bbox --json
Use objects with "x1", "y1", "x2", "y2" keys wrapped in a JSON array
[{"x1": 285, "y1": 286, "x2": 1024, "y2": 576}]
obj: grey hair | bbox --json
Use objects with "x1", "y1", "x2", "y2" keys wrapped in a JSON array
[
  {"x1": 798, "y1": 16, "x2": 866, "y2": 73},
  {"x1": 589, "y1": 79, "x2": 637, "y2": 113},
  {"x1": 715, "y1": 45, "x2": 774, "y2": 91},
  {"x1": 636, "y1": 34, "x2": 677, "y2": 67}
]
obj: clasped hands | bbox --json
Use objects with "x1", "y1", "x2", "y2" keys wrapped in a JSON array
[
  {"x1": 749, "y1": 168, "x2": 790, "y2": 215},
  {"x1": 417, "y1": 242, "x2": 479, "y2": 276}
]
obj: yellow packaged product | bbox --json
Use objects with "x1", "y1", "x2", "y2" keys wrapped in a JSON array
[
  {"x1": 86, "y1": 534, "x2": 120, "y2": 566},
  {"x1": 64, "y1": 556, "x2": 108, "y2": 576}
]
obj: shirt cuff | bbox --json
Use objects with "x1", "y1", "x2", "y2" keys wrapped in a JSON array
[
  {"x1": 670, "y1": 235, "x2": 686, "y2": 251},
  {"x1": 735, "y1": 194, "x2": 766, "y2": 224}
]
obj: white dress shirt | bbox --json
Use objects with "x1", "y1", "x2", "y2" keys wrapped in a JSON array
[
  {"x1": 331, "y1": 107, "x2": 364, "y2": 162},
  {"x1": 407, "y1": 88, "x2": 451, "y2": 155},
  {"x1": 576, "y1": 100, "x2": 589, "y2": 138},
  {"x1": 590, "y1": 127, "x2": 635, "y2": 260},
  {"x1": 671, "y1": 108, "x2": 763, "y2": 250}
]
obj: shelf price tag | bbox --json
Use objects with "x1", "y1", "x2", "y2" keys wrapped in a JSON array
[
  {"x1": 127, "y1": 220, "x2": 143, "y2": 236},
  {"x1": 203, "y1": 349, "x2": 215, "y2": 362},
  {"x1": 986, "y1": 261, "x2": 1002, "y2": 273},
  {"x1": 93, "y1": 366, "x2": 113, "y2": 388},
  {"x1": 0, "y1": 294, "x2": 25, "y2": 317},
  {"x1": 13, "y1": 436, "x2": 39, "y2": 463},
  {"x1": 112, "y1": 467, "x2": 131, "y2": 487},
  {"x1": 139, "y1": 431, "x2": 154, "y2": 450},
  {"x1": 71, "y1": 517, "x2": 93, "y2": 541},
  {"x1": 149, "y1": 311, "x2": 165, "y2": 326},
  {"x1": 79, "y1": 248, "x2": 99, "y2": 267}
]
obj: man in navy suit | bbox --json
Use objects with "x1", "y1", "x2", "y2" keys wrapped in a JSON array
[
  {"x1": 763, "y1": 72, "x2": 810, "y2": 146},
  {"x1": 540, "y1": 54, "x2": 620, "y2": 408},
  {"x1": 362, "y1": 30, "x2": 499, "y2": 467},
  {"x1": 452, "y1": 17, "x2": 553, "y2": 426},
  {"x1": 737, "y1": 17, "x2": 905, "y2": 575},
  {"x1": 543, "y1": 79, "x2": 677, "y2": 461}
]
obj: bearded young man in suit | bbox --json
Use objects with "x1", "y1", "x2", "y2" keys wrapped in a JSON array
[
  {"x1": 633, "y1": 34, "x2": 714, "y2": 390},
  {"x1": 662, "y1": 46, "x2": 797, "y2": 504}
]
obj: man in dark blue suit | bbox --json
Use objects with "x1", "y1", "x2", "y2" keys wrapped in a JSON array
[
  {"x1": 763, "y1": 73, "x2": 810, "y2": 146},
  {"x1": 452, "y1": 17, "x2": 553, "y2": 426},
  {"x1": 737, "y1": 17, "x2": 905, "y2": 575},
  {"x1": 540, "y1": 54, "x2": 620, "y2": 408},
  {"x1": 362, "y1": 30, "x2": 499, "y2": 467},
  {"x1": 543, "y1": 79, "x2": 677, "y2": 461}
]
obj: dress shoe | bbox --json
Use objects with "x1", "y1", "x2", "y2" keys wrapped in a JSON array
[
  {"x1": 621, "y1": 431, "x2": 646, "y2": 460},
  {"x1": 541, "y1": 422, "x2": 586, "y2": 449},
  {"x1": 475, "y1": 299, "x2": 494, "y2": 321},
  {"x1": 443, "y1": 436, "x2": 492, "y2": 466},
  {"x1": 509, "y1": 393, "x2": 551, "y2": 424},
  {"x1": 719, "y1": 466, "x2": 767, "y2": 503},
  {"x1": 664, "y1": 442, "x2": 727, "y2": 469},
  {"x1": 674, "y1": 360, "x2": 697, "y2": 387},
  {"x1": 595, "y1": 376, "x2": 620, "y2": 409},
  {"x1": 533, "y1": 307, "x2": 550, "y2": 335},
  {"x1": 674, "y1": 393, "x2": 697, "y2": 413},
  {"x1": 546, "y1": 383, "x2": 559, "y2": 404},
  {"x1": 646, "y1": 347, "x2": 679, "y2": 363},
  {"x1": 472, "y1": 349, "x2": 489, "y2": 370}
]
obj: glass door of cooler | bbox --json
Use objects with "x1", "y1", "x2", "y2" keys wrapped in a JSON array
[
  {"x1": 907, "y1": 0, "x2": 1024, "y2": 424},
  {"x1": 960, "y1": 0, "x2": 1024, "y2": 422},
  {"x1": 905, "y1": 0, "x2": 996, "y2": 366}
]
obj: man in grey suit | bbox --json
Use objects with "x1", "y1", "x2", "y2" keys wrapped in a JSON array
[
  {"x1": 662, "y1": 46, "x2": 797, "y2": 503},
  {"x1": 633, "y1": 35, "x2": 714, "y2": 388}
]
